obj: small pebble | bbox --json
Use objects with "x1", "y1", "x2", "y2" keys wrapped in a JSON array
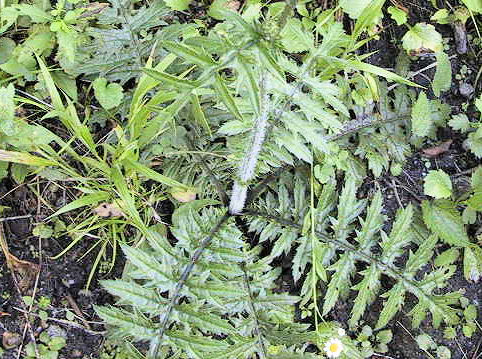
[
  {"x1": 459, "y1": 82, "x2": 474, "y2": 98},
  {"x1": 2, "y1": 332, "x2": 22, "y2": 349},
  {"x1": 47, "y1": 325, "x2": 68, "y2": 339},
  {"x1": 71, "y1": 349, "x2": 82, "y2": 357}
]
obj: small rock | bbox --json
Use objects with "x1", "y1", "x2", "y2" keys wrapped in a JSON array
[
  {"x1": 459, "y1": 82, "x2": 474, "y2": 98},
  {"x1": 2, "y1": 332, "x2": 22, "y2": 349},
  {"x1": 71, "y1": 349, "x2": 82, "y2": 357},
  {"x1": 47, "y1": 325, "x2": 67, "y2": 339}
]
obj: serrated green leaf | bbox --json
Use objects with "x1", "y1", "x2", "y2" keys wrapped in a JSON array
[
  {"x1": 434, "y1": 248, "x2": 460, "y2": 267},
  {"x1": 376, "y1": 283, "x2": 405, "y2": 329},
  {"x1": 464, "y1": 247, "x2": 481, "y2": 282},
  {"x1": 415, "y1": 334, "x2": 436, "y2": 351},
  {"x1": 95, "y1": 306, "x2": 155, "y2": 340},
  {"x1": 411, "y1": 92, "x2": 432, "y2": 137},
  {"x1": 388, "y1": 6, "x2": 408, "y2": 25},
  {"x1": 121, "y1": 244, "x2": 173, "y2": 284},
  {"x1": 402, "y1": 23, "x2": 443, "y2": 53},
  {"x1": 448, "y1": 113, "x2": 470, "y2": 132},
  {"x1": 424, "y1": 170, "x2": 452, "y2": 199},
  {"x1": 177, "y1": 305, "x2": 236, "y2": 335},
  {"x1": 163, "y1": 41, "x2": 215, "y2": 67},
  {"x1": 350, "y1": 264, "x2": 381, "y2": 327},
  {"x1": 142, "y1": 68, "x2": 200, "y2": 89},
  {"x1": 432, "y1": 52, "x2": 452, "y2": 97},
  {"x1": 280, "y1": 18, "x2": 313, "y2": 53},
  {"x1": 101, "y1": 280, "x2": 164, "y2": 310},
  {"x1": 213, "y1": 74, "x2": 243, "y2": 120},
  {"x1": 422, "y1": 200, "x2": 471, "y2": 247},
  {"x1": 467, "y1": 128, "x2": 482, "y2": 158},
  {"x1": 0, "y1": 84, "x2": 16, "y2": 136}
]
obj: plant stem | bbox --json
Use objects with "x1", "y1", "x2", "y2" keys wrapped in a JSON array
[{"x1": 148, "y1": 212, "x2": 230, "y2": 358}]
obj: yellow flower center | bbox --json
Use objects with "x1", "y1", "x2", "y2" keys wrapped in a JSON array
[{"x1": 329, "y1": 343, "x2": 339, "y2": 352}]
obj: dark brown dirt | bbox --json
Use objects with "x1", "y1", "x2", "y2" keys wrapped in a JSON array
[
  {"x1": 357, "y1": 1, "x2": 482, "y2": 358},
  {"x1": 0, "y1": 182, "x2": 121, "y2": 359}
]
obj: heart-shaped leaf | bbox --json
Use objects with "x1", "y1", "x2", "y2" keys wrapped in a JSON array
[{"x1": 93, "y1": 77, "x2": 124, "y2": 110}]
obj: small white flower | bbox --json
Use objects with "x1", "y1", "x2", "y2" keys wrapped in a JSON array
[
  {"x1": 324, "y1": 338, "x2": 343, "y2": 358},
  {"x1": 337, "y1": 328, "x2": 346, "y2": 337}
]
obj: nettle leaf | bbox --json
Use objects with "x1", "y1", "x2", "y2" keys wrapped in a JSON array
[
  {"x1": 0, "y1": 38, "x2": 16, "y2": 64},
  {"x1": 0, "y1": 83, "x2": 16, "y2": 136},
  {"x1": 93, "y1": 77, "x2": 124, "y2": 110},
  {"x1": 388, "y1": 6, "x2": 408, "y2": 25},
  {"x1": 472, "y1": 167, "x2": 482, "y2": 191},
  {"x1": 449, "y1": 113, "x2": 470, "y2": 132},
  {"x1": 164, "y1": 0, "x2": 191, "y2": 11},
  {"x1": 432, "y1": 52, "x2": 452, "y2": 97},
  {"x1": 424, "y1": 170, "x2": 453, "y2": 199},
  {"x1": 411, "y1": 92, "x2": 432, "y2": 137},
  {"x1": 0, "y1": 7, "x2": 20, "y2": 33},
  {"x1": 13, "y1": 4, "x2": 53, "y2": 23},
  {"x1": 340, "y1": 0, "x2": 372, "y2": 19},
  {"x1": 402, "y1": 23, "x2": 443, "y2": 54},
  {"x1": 422, "y1": 200, "x2": 471, "y2": 247},
  {"x1": 56, "y1": 30, "x2": 78, "y2": 64},
  {"x1": 463, "y1": 247, "x2": 481, "y2": 282},
  {"x1": 467, "y1": 128, "x2": 482, "y2": 158},
  {"x1": 462, "y1": 0, "x2": 482, "y2": 13},
  {"x1": 280, "y1": 18, "x2": 313, "y2": 53}
]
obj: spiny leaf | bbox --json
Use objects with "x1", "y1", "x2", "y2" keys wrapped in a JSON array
[
  {"x1": 102, "y1": 280, "x2": 165, "y2": 310},
  {"x1": 142, "y1": 68, "x2": 201, "y2": 89},
  {"x1": 213, "y1": 74, "x2": 243, "y2": 120},
  {"x1": 422, "y1": 200, "x2": 472, "y2": 247},
  {"x1": 163, "y1": 41, "x2": 215, "y2": 67}
]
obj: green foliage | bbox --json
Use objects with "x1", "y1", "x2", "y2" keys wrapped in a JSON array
[
  {"x1": 93, "y1": 77, "x2": 124, "y2": 110},
  {"x1": 432, "y1": 52, "x2": 452, "y2": 97},
  {"x1": 97, "y1": 204, "x2": 360, "y2": 358},
  {"x1": 25, "y1": 331, "x2": 66, "y2": 359},
  {"x1": 462, "y1": 0, "x2": 482, "y2": 13},
  {"x1": 1, "y1": 0, "x2": 481, "y2": 358},
  {"x1": 388, "y1": 6, "x2": 407, "y2": 26},
  {"x1": 411, "y1": 92, "x2": 433, "y2": 137},
  {"x1": 424, "y1": 170, "x2": 453, "y2": 199},
  {"x1": 249, "y1": 175, "x2": 464, "y2": 330},
  {"x1": 164, "y1": 0, "x2": 191, "y2": 11},
  {"x1": 402, "y1": 23, "x2": 443, "y2": 54}
]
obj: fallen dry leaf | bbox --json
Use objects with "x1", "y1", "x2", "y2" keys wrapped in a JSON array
[
  {"x1": 1, "y1": 223, "x2": 39, "y2": 293},
  {"x1": 2, "y1": 331, "x2": 22, "y2": 349},
  {"x1": 225, "y1": 0, "x2": 240, "y2": 11},
  {"x1": 422, "y1": 140, "x2": 452, "y2": 157},
  {"x1": 93, "y1": 203, "x2": 125, "y2": 218},
  {"x1": 171, "y1": 189, "x2": 197, "y2": 203},
  {"x1": 7, "y1": 253, "x2": 40, "y2": 293},
  {"x1": 78, "y1": 2, "x2": 110, "y2": 18}
]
